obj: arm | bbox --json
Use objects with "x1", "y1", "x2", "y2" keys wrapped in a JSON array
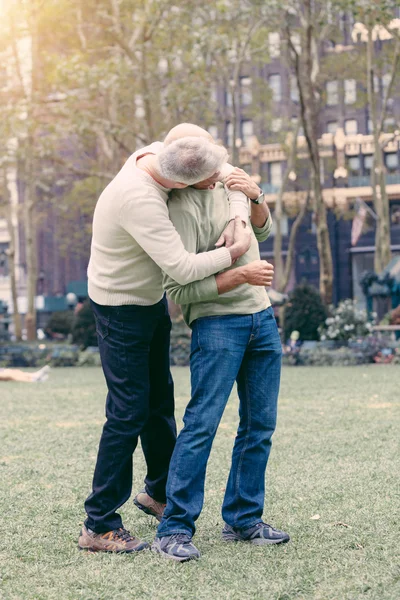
[
  {"x1": 119, "y1": 190, "x2": 249, "y2": 286},
  {"x1": 251, "y1": 211, "x2": 273, "y2": 243},
  {"x1": 163, "y1": 203, "x2": 274, "y2": 305}
]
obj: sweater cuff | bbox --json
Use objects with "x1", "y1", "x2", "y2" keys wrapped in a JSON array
[
  {"x1": 252, "y1": 213, "x2": 273, "y2": 235},
  {"x1": 210, "y1": 246, "x2": 232, "y2": 270},
  {"x1": 228, "y1": 200, "x2": 250, "y2": 224}
]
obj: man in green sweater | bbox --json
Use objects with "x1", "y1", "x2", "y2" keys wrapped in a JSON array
[{"x1": 152, "y1": 169, "x2": 290, "y2": 561}]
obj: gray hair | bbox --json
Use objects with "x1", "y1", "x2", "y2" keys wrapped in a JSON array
[{"x1": 157, "y1": 137, "x2": 229, "y2": 185}]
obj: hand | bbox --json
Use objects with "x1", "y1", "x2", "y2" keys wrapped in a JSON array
[
  {"x1": 224, "y1": 168, "x2": 261, "y2": 201},
  {"x1": 242, "y1": 260, "x2": 274, "y2": 287},
  {"x1": 215, "y1": 219, "x2": 236, "y2": 248},
  {"x1": 228, "y1": 216, "x2": 252, "y2": 261}
]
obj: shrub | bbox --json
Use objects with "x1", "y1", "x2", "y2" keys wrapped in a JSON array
[
  {"x1": 78, "y1": 347, "x2": 102, "y2": 367},
  {"x1": 298, "y1": 346, "x2": 364, "y2": 366},
  {"x1": 45, "y1": 311, "x2": 74, "y2": 339},
  {"x1": 72, "y1": 300, "x2": 97, "y2": 349},
  {"x1": 319, "y1": 299, "x2": 375, "y2": 342},
  {"x1": 49, "y1": 345, "x2": 80, "y2": 367},
  {"x1": 284, "y1": 282, "x2": 328, "y2": 342}
]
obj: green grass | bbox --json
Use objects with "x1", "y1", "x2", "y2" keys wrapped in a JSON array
[{"x1": 0, "y1": 366, "x2": 399, "y2": 600}]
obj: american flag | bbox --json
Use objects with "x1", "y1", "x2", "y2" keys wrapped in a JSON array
[{"x1": 351, "y1": 200, "x2": 368, "y2": 246}]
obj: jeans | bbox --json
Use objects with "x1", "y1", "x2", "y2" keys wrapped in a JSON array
[
  {"x1": 157, "y1": 307, "x2": 282, "y2": 538},
  {"x1": 85, "y1": 297, "x2": 176, "y2": 533}
]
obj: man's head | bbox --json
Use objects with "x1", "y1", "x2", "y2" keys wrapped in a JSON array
[
  {"x1": 164, "y1": 123, "x2": 214, "y2": 146},
  {"x1": 157, "y1": 136, "x2": 228, "y2": 187}
]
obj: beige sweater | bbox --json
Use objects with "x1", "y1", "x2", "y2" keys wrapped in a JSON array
[{"x1": 88, "y1": 143, "x2": 247, "y2": 306}]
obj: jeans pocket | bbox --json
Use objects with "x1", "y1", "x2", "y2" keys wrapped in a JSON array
[{"x1": 95, "y1": 315, "x2": 110, "y2": 340}]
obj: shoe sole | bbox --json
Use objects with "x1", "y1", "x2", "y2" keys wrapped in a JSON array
[
  {"x1": 151, "y1": 544, "x2": 200, "y2": 562},
  {"x1": 78, "y1": 541, "x2": 150, "y2": 553},
  {"x1": 222, "y1": 533, "x2": 290, "y2": 545},
  {"x1": 133, "y1": 498, "x2": 162, "y2": 522}
]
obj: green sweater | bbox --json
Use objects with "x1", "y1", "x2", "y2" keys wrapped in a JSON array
[{"x1": 163, "y1": 184, "x2": 272, "y2": 326}]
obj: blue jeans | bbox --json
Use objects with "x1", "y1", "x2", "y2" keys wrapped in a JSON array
[{"x1": 157, "y1": 307, "x2": 282, "y2": 537}]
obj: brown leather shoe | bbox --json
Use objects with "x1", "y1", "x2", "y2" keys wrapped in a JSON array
[
  {"x1": 133, "y1": 490, "x2": 166, "y2": 521},
  {"x1": 78, "y1": 525, "x2": 149, "y2": 553}
]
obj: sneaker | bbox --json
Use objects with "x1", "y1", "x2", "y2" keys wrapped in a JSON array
[
  {"x1": 152, "y1": 534, "x2": 200, "y2": 562},
  {"x1": 32, "y1": 365, "x2": 51, "y2": 383},
  {"x1": 133, "y1": 490, "x2": 166, "y2": 521},
  {"x1": 78, "y1": 524, "x2": 149, "y2": 553},
  {"x1": 222, "y1": 522, "x2": 290, "y2": 545}
]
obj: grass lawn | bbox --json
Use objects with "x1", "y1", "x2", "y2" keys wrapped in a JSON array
[{"x1": 0, "y1": 365, "x2": 399, "y2": 600}]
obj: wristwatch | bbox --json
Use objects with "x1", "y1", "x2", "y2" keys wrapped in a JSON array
[{"x1": 250, "y1": 190, "x2": 265, "y2": 205}]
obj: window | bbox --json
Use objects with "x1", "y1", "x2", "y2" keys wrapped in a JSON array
[
  {"x1": 226, "y1": 122, "x2": 233, "y2": 148},
  {"x1": 290, "y1": 75, "x2": 299, "y2": 102},
  {"x1": 326, "y1": 121, "x2": 338, "y2": 134},
  {"x1": 158, "y1": 58, "x2": 168, "y2": 75},
  {"x1": 240, "y1": 77, "x2": 252, "y2": 106},
  {"x1": 383, "y1": 117, "x2": 396, "y2": 132},
  {"x1": 241, "y1": 120, "x2": 253, "y2": 146},
  {"x1": 364, "y1": 155, "x2": 373, "y2": 175},
  {"x1": 391, "y1": 205, "x2": 400, "y2": 226},
  {"x1": 268, "y1": 74, "x2": 281, "y2": 102},
  {"x1": 344, "y1": 79, "x2": 356, "y2": 104},
  {"x1": 291, "y1": 116, "x2": 304, "y2": 136},
  {"x1": 290, "y1": 33, "x2": 301, "y2": 54},
  {"x1": 326, "y1": 80, "x2": 338, "y2": 106},
  {"x1": 382, "y1": 73, "x2": 392, "y2": 96},
  {"x1": 386, "y1": 153, "x2": 399, "y2": 172},
  {"x1": 268, "y1": 32, "x2": 280, "y2": 58},
  {"x1": 367, "y1": 119, "x2": 373, "y2": 134},
  {"x1": 208, "y1": 125, "x2": 218, "y2": 140},
  {"x1": 135, "y1": 96, "x2": 145, "y2": 118},
  {"x1": 348, "y1": 156, "x2": 361, "y2": 174},
  {"x1": 344, "y1": 119, "x2": 358, "y2": 135},
  {"x1": 226, "y1": 87, "x2": 233, "y2": 108},
  {"x1": 271, "y1": 118, "x2": 282, "y2": 133},
  {"x1": 270, "y1": 162, "x2": 282, "y2": 187},
  {"x1": 0, "y1": 243, "x2": 9, "y2": 278},
  {"x1": 270, "y1": 213, "x2": 289, "y2": 237}
]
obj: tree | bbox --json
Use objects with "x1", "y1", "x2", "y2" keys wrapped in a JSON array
[
  {"x1": 349, "y1": 4, "x2": 400, "y2": 273},
  {"x1": 282, "y1": 0, "x2": 335, "y2": 304},
  {"x1": 273, "y1": 122, "x2": 308, "y2": 293},
  {"x1": 284, "y1": 282, "x2": 328, "y2": 341},
  {"x1": 0, "y1": 166, "x2": 23, "y2": 340}
]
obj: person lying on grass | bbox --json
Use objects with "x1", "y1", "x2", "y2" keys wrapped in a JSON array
[{"x1": 0, "y1": 365, "x2": 50, "y2": 383}]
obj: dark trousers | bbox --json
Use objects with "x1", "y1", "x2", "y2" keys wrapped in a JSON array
[{"x1": 84, "y1": 297, "x2": 176, "y2": 533}]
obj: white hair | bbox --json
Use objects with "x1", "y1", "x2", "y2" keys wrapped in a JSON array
[{"x1": 157, "y1": 137, "x2": 229, "y2": 185}]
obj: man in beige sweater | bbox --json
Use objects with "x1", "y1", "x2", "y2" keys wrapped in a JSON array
[{"x1": 79, "y1": 127, "x2": 271, "y2": 553}]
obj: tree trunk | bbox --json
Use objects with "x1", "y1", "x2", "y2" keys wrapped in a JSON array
[
  {"x1": 24, "y1": 151, "x2": 38, "y2": 341},
  {"x1": 287, "y1": 2, "x2": 333, "y2": 303},
  {"x1": 278, "y1": 196, "x2": 308, "y2": 293},
  {"x1": 273, "y1": 124, "x2": 299, "y2": 291},
  {"x1": 24, "y1": 3, "x2": 40, "y2": 341},
  {"x1": 2, "y1": 168, "x2": 22, "y2": 341},
  {"x1": 367, "y1": 26, "x2": 391, "y2": 273}
]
